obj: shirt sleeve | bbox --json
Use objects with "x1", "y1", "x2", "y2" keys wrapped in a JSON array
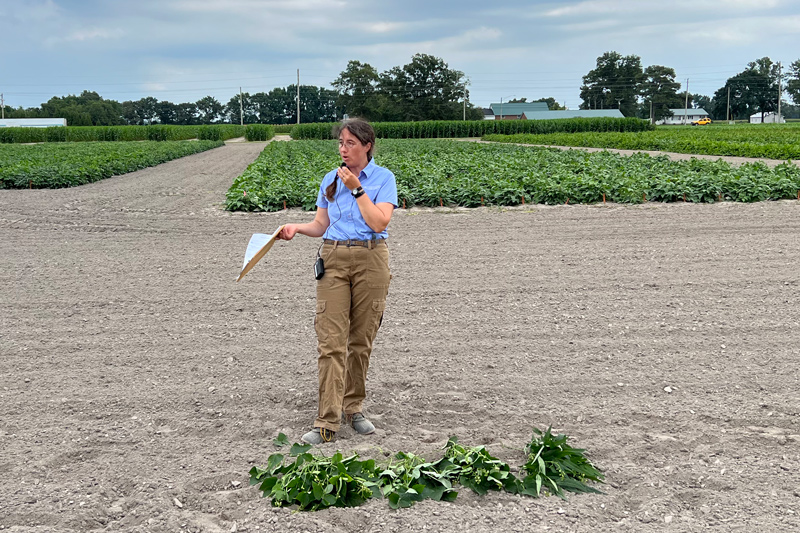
[{"x1": 374, "y1": 171, "x2": 398, "y2": 207}]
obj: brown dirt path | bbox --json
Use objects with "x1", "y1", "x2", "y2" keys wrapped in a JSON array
[{"x1": 1, "y1": 140, "x2": 799, "y2": 532}]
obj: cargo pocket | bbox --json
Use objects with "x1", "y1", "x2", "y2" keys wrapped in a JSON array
[
  {"x1": 314, "y1": 300, "x2": 328, "y2": 342},
  {"x1": 370, "y1": 300, "x2": 387, "y2": 338}
]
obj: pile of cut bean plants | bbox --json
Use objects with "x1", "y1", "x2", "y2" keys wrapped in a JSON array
[
  {"x1": 250, "y1": 427, "x2": 604, "y2": 511},
  {"x1": 225, "y1": 139, "x2": 800, "y2": 211}
]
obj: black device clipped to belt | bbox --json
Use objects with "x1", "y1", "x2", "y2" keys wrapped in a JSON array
[{"x1": 314, "y1": 162, "x2": 348, "y2": 280}]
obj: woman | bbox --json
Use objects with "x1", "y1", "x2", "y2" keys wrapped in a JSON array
[{"x1": 277, "y1": 118, "x2": 397, "y2": 444}]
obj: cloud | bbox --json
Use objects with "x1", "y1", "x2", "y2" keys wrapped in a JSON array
[
  {"x1": 169, "y1": 0, "x2": 345, "y2": 14},
  {"x1": 543, "y1": 0, "x2": 783, "y2": 17},
  {"x1": 7, "y1": 0, "x2": 62, "y2": 21},
  {"x1": 366, "y1": 22, "x2": 405, "y2": 34},
  {"x1": 65, "y1": 28, "x2": 124, "y2": 42}
]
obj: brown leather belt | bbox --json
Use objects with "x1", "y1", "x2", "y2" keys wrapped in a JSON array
[{"x1": 323, "y1": 238, "x2": 386, "y2": 248}]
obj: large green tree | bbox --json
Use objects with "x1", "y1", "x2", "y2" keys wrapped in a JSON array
[
  {"x1": 711, "y1": 57, "x2": 781, "y2": 121},
  {"x1": 377, "y1": 54, "x2": 468, "y2": 121},
  {"x1": 332, "y1": 60, "x2": 381, "y2": 119},
  {"x1": 579, "y1": 52, "x2": 643, "y2": 117},
  {"x1": 785, "y1": 59, "x2": 800, "y2": 105},
  {"x1": 121, "y1": 96, "x2": 159, "y2": 125},
  {"x1": 639, "y1": 65, "x2": 683, "y2": 122},
  {"x1": 225, "y1": 92, "x2": 259, "y2": 125},
  {"x1": 40, "y1": 91, "x2": 123, "y2": 125},
  {"x1": 195, "y1": 96, "x2": 224, "y2": 124}
]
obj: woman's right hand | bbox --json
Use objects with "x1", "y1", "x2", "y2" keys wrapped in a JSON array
[{"x1": 277, "y1": 224, "x2": 298, "y2": 240}]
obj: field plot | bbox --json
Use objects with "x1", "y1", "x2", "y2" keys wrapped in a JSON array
[
  {"x1": 0, "y1": 140, "x2": 223, "y2": 189},
  {"x1": 485, "y1": 123, "x2": 800, "y2": 161},
  {"x1": 1, "y1": 142, "x2": 799, "y2": 532},
  {"x1": 227, "y1": 139, "x2": 800, "y2": 211}
]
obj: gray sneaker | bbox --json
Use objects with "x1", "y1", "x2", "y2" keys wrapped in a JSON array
[
  {"x1": 301, "y1": 427, "x2": 335, "y2": 445},
  {"x1": 349, "y1": 413, "x2": 375, "y2": 435}
]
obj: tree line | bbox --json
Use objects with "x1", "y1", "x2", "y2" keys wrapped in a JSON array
[
  {"x1": 1, "y1": 54, "x2": 485, "y2": 126},
  {"x1": 4, "y1": 52, "x2": 798, "y2": 126},
  {"x1": 579, "y1": 52, "x2": 800, "y2": 121}
]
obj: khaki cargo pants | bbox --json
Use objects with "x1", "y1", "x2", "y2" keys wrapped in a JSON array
[{"x1": 314, "y1": 240, "x2": 390, "y2": 432}]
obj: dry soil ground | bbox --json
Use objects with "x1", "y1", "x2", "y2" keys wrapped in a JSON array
[{"x1": 1, "y1": 141, "x2": 799, "y2": 533}]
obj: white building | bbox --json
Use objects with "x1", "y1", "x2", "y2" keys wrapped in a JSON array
[
  {"x1": 657, "y1": 109, "x2": 709, "y2": 125},
  {"x1": 0, "y1": 118, "x2": 67, "y2": 128},
  {"x1": 749, "y1": 112, "x2": 785, "y2": 124}
]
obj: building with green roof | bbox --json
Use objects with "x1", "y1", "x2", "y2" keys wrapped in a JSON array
[
  {"x1": 488, "y1": 102, "x2": 549, "y2": 119},
  {"x1": 521, "y1": 109, "x2": 624, "y2": 120}
]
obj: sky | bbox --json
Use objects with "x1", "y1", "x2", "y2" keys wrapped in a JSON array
[{"x1": 3, "y1": 0, "x2": 799, "y2": 111}]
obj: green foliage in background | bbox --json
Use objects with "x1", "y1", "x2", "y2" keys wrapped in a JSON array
[
  {"x1": 225, "y1": 139, "x2": 800, "y2": 211},
  {"x1": 245, "y1": 124, "x2": 276, "y2": 141},
  {"x1": 250, "y1": 429, "x2": 604, "y2": 511},
  {"x1": 0, "y1": 124, "x2": 245, "y2": 144},
  {"x1": 271, "y1": 124, "x2": 294, "y2": 134},
  {"x1": 0, "y1": 140, "x2": 223, "y2": 189},
  {"x1": 484, "y1": 123, "x2": 800, "y2": 160},
  {"x1": 290, "y1": 117, "x2": 654, "y2": 140}
]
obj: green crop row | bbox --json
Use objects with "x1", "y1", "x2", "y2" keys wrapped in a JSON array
[
  {"x1": 0, "y1": 124, "x2": 246, "y2": 144},
  {"x1": 484, "y1": 124, "x2": 800, "y2": 161},
  {"x1": 225, "y1": 139, "x2": 800, "y2": 211},
  {"x1": 272, "y1": 124, "x2": 294, "y2": 134},
  {"x1": 245, "y1": 124, "x2": 276, "y2": 141},
  {"x1": 290, "y1": 118, "x2": 654, "y2": 140},
  {"x1": 0, "y1": 140, "x2": 223, "y2": 189}
]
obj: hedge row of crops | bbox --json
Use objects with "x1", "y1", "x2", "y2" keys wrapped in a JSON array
[
  {"x1": 0, "y1": 140, "x2": 223, "y2": 189},
  {"x1": 484, "y1": 124, "x2": 800, "y2": 161},
  {"x1": 0, "y1": 124, "x2": 248, "y2": 144},
  {"x1": 290, "y1": 118, "x2": 654, "y2": 140},
  {"x1": 272, "y1": 124, "x2": 294, "y2": 134},
  {"x1": 245, "y1": 124, "x2": 276, "y2": 141},
  {"x1": 225, "y1": 139, "x2": 800, "y2": 212}
]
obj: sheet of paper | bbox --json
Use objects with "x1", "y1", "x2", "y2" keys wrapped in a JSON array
[{"x1": 236, "y1": 225, "x2": 285, "y2": 282}]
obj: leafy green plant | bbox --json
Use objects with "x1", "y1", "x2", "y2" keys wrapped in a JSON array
[
  {"x1": 245, "y1": 124, "x2": 275, "y2": 141},
  {"x1": 440, "y1": 437, "x2": 518, "y2": 495},
  {"x1": 519, "y1": 427, "x2": 605, "y2": 500},
  {"x1": 250, "y1": 444, "x2": 377, "y2": 510},
  {"x1": 250, "y1": 428, "x2": 605, "y2": 511},
  {"x1": 371, "y1": 451, "x2": 459, "y2": 508}
]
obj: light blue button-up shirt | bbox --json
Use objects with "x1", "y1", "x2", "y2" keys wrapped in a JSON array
[{"x1": 316, "y1": 158, "x2": 398, "y2": 241}]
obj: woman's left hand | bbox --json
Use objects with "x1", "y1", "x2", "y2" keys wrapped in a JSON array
[{"x1": 337, "y1": 166, "x2": 361, "y2": 191}]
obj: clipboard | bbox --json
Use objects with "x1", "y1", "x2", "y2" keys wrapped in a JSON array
[{"x1": 236, "y1": 225, "x2": 286, "y2": 281}]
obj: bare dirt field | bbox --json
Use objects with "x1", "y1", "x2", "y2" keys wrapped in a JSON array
[{"x1": 1, "y1": 141, "x2": 799, "y2": 533}]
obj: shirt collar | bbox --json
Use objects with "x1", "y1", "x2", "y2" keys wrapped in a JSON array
[{"x1": 360, "y1": 158, "x2": 377, "y2": 181}]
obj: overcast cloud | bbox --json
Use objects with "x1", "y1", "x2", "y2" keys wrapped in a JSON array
[{"x1": 3, "y1": 0, "x2": 799, "y2": 109}]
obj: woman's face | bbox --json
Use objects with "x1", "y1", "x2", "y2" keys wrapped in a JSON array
[{"x1": 339, "y1": 128, "x2": 371, "y2": 168}]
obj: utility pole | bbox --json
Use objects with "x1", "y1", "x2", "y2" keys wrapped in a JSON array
[
  {"x1": 296, "y1": 69, "x2": 300, "y2": 125},
  {"x1": 239, "y1": 87, "x2": 244, "y2": 127},
  {"x1": 1, "y1": 93, "x2": 4, "y2": 119},
  {"x1": 727, "y1": 86, "x2": 731, "y2": 123},
  {"x1": 777, "y1": 61, "x2": 782, "y2": 122},
  {"x1": 683, "y1": 78, "x2": 689, "y2": 125},
  {"x1": 463, "y1": 84, "x2": 466, "y2": 121},
  {"x1": 650, "y1": 100, "x2": 653, "y2": 124}
]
